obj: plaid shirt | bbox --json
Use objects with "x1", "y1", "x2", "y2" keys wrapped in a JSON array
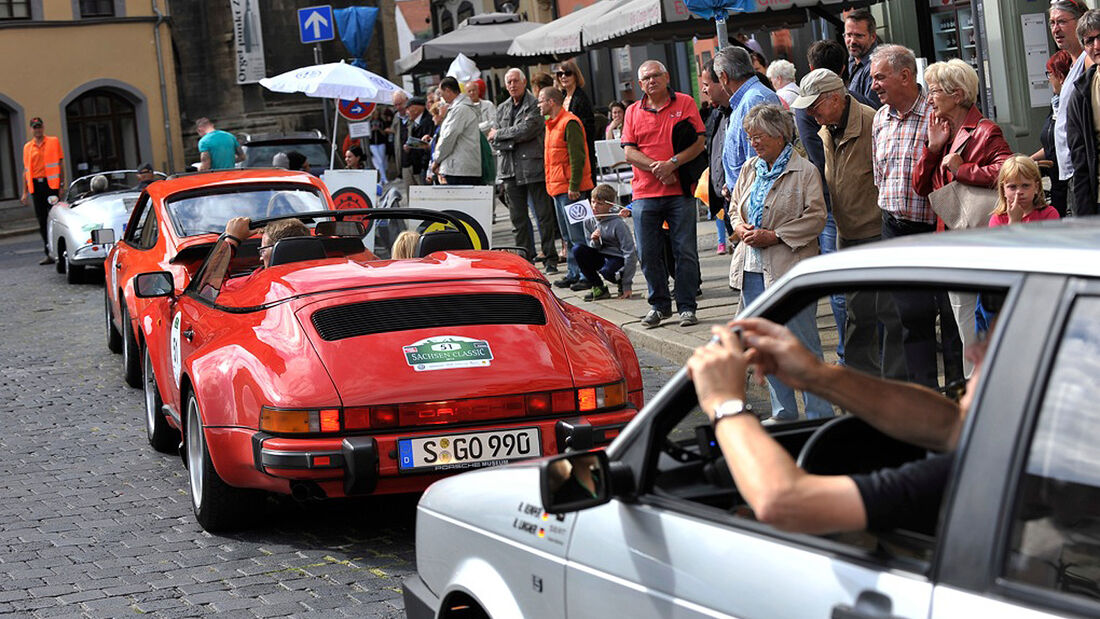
[{"x1": 872, "y1": 91, "x2": 934, "y2": 224}]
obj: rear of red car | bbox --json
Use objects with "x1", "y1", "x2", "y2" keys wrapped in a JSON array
[{"x1": 220, "y1": 278, "x2": 642, "y2": 500}]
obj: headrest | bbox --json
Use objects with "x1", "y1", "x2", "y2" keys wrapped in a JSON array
[
  {"x1": 268, "y1": 236, "x2": 327, "y2": 267},
  {"x1": 416, "y1": 229, "x2": 473, "y2": 257}
]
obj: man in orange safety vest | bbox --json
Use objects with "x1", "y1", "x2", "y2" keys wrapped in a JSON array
[{"x1": 21, "y1": 116, "x2": 65, "y2": 265}]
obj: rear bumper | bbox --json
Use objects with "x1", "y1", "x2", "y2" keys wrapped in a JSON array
[
  {"x1": 231, "y1": 409, "x2": 636, "y2": 498},
  {"x1": 69, "y1": 243, "x2": 107, "y2": 266},
  {"x1": 401, "y1": 575, "x2": 439, "y2": 619}
]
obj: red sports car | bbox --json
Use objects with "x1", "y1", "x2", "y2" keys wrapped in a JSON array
[{"x1": 107, "y1": 183, "x2": 643, "y2": 532}]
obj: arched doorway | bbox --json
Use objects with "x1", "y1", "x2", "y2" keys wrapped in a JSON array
[
  {"x1": 65, "y1": 89, "x2": 140, "y2": 175},
  {"x1": 0, "y1": 104, "x2": 18, "y2": 201}
]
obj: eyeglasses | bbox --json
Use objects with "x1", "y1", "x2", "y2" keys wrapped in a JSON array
[
  {"x1": 258, "y1": 244, "x2": 274, "y2": 253},
  {"x1": 639, "y1": 72, "x2": 664, "y2": 83},
  {"x1": 1084, "y1": 33, "x2": 1100, "y2": 47},
  {"x1": 807, "y1": 94, "x2": 830, "y2": 115},
  {"x1": 556, "y1": 70, "x2": 574, "y2": 77},
  {"x1": 927, "y1": 87, "x2": 951, "y2": 97}
]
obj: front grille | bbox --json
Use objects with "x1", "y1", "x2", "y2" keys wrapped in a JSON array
[{"x1": 311, "y1": 293, "x2": 547, "y2": 341}]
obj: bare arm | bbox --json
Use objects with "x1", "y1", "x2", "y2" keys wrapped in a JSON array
[
  {"x1": 623, "y1": 145, "x2": 655, "y2": 170},
  {"x1": 199, "y1": 151, "x2": 211, "y2": 172},
  {"x1": 235, "y1": 143, "x2": 246, "y2": 163}
]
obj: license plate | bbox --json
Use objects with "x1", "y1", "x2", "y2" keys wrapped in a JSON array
[{"x1": 397, "y1": 427, "x2": 541, "y2": 472}]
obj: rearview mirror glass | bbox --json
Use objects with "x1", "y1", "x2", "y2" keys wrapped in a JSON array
[
  {"x1": 540, "y1": 450, "x2": 611, "y2": 514},
  {"x1": 134, "y1": 271, "x2": 174, "y2": 298},
  {"x1": 91, "y1": 228, "x2": 115, "y2": 245}
]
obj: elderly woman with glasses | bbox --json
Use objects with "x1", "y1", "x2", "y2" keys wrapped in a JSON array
[
  {"x1": 554, "y1": 59, "x2": 596, "y2": 180},
  {"x1": 728, "y1": 103, "x2": 832, "y2": 424}
]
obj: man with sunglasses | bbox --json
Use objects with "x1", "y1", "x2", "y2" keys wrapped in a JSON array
[{"x1": 195, "y1": 216, "x2": 310, "y2": 302}]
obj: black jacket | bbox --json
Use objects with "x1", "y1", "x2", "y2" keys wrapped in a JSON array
[
  {"x1": 406, "y1": 112, "x2": 435, "y2": 174},
  {"x1": 705, "y1": 106, "x2": 730, "y2": 216},
  {"x1": 1066, "y1": 64, "x2": 1098, "y2": 217},
  {"x1": 567, "y1": 87, "x2": 597, "y2": 182},
  {"x1": 672, "y1": 118, "x2": 707, "y2": 198}
]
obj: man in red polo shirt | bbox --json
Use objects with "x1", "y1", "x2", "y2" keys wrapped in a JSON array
[{"x1": 621, "y1": 60, "x2": 706, "y2": 328}]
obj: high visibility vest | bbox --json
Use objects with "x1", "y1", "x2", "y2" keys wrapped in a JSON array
[
  {"x1": 24, "y1": 136, "x2": 63, "y2": 193},
  {"x1": 544, "y1": 110, "x2": 594, "y2": 196}
]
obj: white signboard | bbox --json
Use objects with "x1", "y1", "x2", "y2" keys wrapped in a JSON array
[
  {"x1": 564, "y1": 199, "x2": 594, "y2": 224},
  {"x1": 321, "y1": 169, "x2": 379, "y2": 250},
  {"x1": 231, "y1": 0, "x2": 266, "y2": 85},
  {"x1": 409, "y1": 185, "x2": 493, "y2": 248},
  {"x1": 1022, "y1": 13, "x2": 1052, "y2": 108},
  {"x1": 348, "y1": 121, "x2": 372, "y2": 139}
]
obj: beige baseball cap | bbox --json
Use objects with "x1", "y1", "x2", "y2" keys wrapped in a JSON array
[{"x1": 790, "y1": 69, "x2": 846, "y2": 110}]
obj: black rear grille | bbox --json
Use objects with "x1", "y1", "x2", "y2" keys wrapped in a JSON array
[{"x1": 311, "y1": 293, "x2": 547, "y2": 341}]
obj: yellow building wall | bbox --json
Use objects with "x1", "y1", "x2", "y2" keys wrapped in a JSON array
[{"x1": 0, "y1": 11, "x2": 183, "y2": 191}]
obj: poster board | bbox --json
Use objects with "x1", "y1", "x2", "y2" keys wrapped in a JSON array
[
  {"x1": 321, "y1": 169, "x2": 379, "y2": 250},
  {"x1": 408, "y1": 185, "x2": 494, "y2": 248}
]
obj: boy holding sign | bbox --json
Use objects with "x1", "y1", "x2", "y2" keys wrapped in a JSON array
[{"x1": 573, "y1": 184, "x2": 637, "y2": 301}]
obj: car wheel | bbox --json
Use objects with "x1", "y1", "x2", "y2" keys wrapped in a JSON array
[
  {"x1": 186, "y1": 392, "x2": 250, "y2": 532},
  {"x1": 121, "y1": 305, "x2": 143, "y2": 388},
  {"x1": 65, "y1": 249, "x2": 84, "y2": 285},
  {"x1": 55, "y1": 240, "x2": 66, "y2": 274},
  {"x1": 105, "y1": 288, "x2": 122, "y2": 354},
  {"x1": 144, "y1": 346, "x2": 178, "y2": 453}
]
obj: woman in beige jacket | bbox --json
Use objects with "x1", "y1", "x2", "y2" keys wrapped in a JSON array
[{"x1": 729, "y1": 103, "x2": 831, "y2": 423}]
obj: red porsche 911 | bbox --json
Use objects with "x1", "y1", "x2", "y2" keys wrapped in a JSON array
[{"x1": 105, "y1": 186, "x2": 642, "y2": 531}]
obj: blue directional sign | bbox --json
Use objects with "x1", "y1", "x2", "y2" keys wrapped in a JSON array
[{"x1": 298, "y1": 5, "x2": 335, "y2": 44}]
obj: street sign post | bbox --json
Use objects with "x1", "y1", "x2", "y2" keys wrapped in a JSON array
[
  {"x1": 297, "y1": 5, "x2": 335, "y2": 44},
  {"x1": 337, "y1": 99, "x2": 376, "y2": 121}
]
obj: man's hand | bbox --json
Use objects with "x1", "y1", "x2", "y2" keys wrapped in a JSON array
[
  {"x1": 225, "y1": 217, "x2": 253, "y2": 240},
  {"x1": 618, "y1": 209, "x2": 632, "y2": 218},
  {"x1": 733, "y1": 317, "x2": 823, "y2": 391},
  {"x1": 568, "y1": 190, "x2": 580, "y2": 201},
  {"x1": 650, "y1": 159, "x2": 677, "y2": 180},
  {"x1": 19, "y1": 192, "x2": 27, "y2": 206},
  {"x1": 431, "y1": 161, "x2": 440, "y2": 174},
  {"x1": 721, "y1": 186, "x2": 731, "y2": 200},
  {"x1": 687, "y1": 325, "x2": 749, "y2": 415},
  {"x1": 618, "y1": 289, "x2": 633, "y2": 299},
  {"x1": 488, "y1": 128, "x2": 497, "y2": 141},
  {"x1": 590, "y1": 228, "x2": 601, "y2": 241}
]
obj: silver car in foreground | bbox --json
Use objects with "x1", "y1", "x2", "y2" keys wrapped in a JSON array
[
  {"x1": 405, "y1": 220, "x2": 1100, "y2": 618},
  {"x1": 47, "y1": 170, "x2": 163, "y2": 283}
]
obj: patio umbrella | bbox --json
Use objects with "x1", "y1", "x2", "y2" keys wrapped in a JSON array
[
  {"x1": 681, "y1": 0, "x2": 752, "y2": 48},
  {"x1": 260, "y1": 61, "x2": 406, "y2": 167}
]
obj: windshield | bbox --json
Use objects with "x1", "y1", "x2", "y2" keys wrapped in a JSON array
[
  {"x1": 166, "y1": 186, "x2": 327, "y2": 237},
  {"x1": 243, "y1": 143, "x2": 340, "y2": 169},
  {"x1": 67, "y1": 171, "x2": 161, "y2": 202}
]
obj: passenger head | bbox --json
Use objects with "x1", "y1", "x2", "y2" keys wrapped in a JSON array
[
  {"x1": 260, "y1": 218, "x2": 310, "y2": 267},
  {"x1": 90, "y1": 174, "x2": 109, "y2": 194},
  {"x1": 272, "y1": 152, "x2": 290, "y2": 168},
  {"x1": 286, "y1": 150, "x2": 310, "y2": 173},
  {"x1": 993, "y1": 155, "x2": 1047, "y2": 217},
  {"x1": 391, "y1": 230, "x2": 421, "y2": 259}
]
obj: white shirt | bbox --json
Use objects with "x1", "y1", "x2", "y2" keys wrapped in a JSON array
[{"x1": 1056, "y1": 52, "x2": 1087, "y2": 181}]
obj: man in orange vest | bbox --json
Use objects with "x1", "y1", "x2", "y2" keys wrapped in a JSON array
[
  {"x1": 538, "y1": 86, "x2": 594, "y2": 291},
  {"x1": 21, "y1": 117, "x2": 65, "y2": 264}
]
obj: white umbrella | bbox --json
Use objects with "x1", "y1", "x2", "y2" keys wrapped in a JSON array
[{"x1": 260, "y1": 61, "x2": 407, "y2": 166}]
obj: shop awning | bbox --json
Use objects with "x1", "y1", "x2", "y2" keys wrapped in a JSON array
[
  {"x1": 395, "y1": 13, "x2": 550, "y2": 75},
  {"x1": 507, "y1": 0, "x2": 626, "y2": 57}
]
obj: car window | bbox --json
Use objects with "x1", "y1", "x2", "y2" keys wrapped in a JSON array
[
  {"x1": 650, "y1": 284, "x2": 1008, "y2": 567},
  {"x1": 137, "y1": 208, "x2": 158, "y2": 250},
  {"x1": 243, "y1": 143, "x2": 335, "y2": 169},
  {"x1": 125, "y1": 195, "x2": 152, "y2": 246},
  {"x1": 1003, "y1": 296, "x2": 1100, "y2": 607},
  {"x1": 165, "y1": 186, "x2": 327, "y2": 237}
]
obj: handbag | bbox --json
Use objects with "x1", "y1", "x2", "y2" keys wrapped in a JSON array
[{"x1": 926, "y1": 121, "x2": 999, "y2": 230}]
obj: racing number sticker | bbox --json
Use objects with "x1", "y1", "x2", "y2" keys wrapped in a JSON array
[
  {"x1": 170, "y1": 312, "x2": 182, "y2": 384},
  {"x1": 331, "y1": 186, "x2": 373, "y2": 232},
  {"x1": 402, "y1": 335, "x2": 493, "y2": 371}
]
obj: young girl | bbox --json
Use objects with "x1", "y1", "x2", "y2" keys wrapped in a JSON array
[{"x1": 989, "y1": 155, "x2": 1060, "y2": 227}]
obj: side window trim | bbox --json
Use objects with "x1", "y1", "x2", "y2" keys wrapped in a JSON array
[{"x1": 124, "y1": 194, "x2": 152, "y2": 247}]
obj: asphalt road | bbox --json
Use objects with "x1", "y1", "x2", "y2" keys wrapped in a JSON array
[{"x1": 0, "y1": 233, "x2": 679, "y2": 618}]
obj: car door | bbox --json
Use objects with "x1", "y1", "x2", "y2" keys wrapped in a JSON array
[
  {"x1": 564, "y1": 269, "x2": 1023, "y2": 618},
  {"x1": 932, "y1": 277, "x2": 1100, "y2": 618},
  {"x1": 112, "y1": 195, "x2": 160, "y2": 334}
]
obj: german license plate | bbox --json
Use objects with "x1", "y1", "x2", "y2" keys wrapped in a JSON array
[{"x1": 397, "y1": 427, "x2": 541, "y2": 472}]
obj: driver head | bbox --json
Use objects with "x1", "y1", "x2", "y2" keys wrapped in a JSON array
[{"x1": 260, "y1": 218, "x2": 309, "y2": 267}]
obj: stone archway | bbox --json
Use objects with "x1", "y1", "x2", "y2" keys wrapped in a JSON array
[{"x1": 59, "y1": 80, "x2": 152, "y2": 179}]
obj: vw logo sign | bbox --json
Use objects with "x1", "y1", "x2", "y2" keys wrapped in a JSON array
[
  {"x1": 567, "y1": 202, "x2": 589, "y2": 221},
  {"x1": 295, "y1": 69, "x2": 322, "y2": 79}
]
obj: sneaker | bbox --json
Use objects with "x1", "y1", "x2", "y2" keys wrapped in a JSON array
[
  {"x1": 544, "y1": 262, "x2": 558, "y2": 274},
  {"x1": 553, "y1": 275, "x2": 577, "y2": 288},
  {"x1": 641, "y1": 309, "x2": 672, "y2": 329},
  {"x1": 39, "y1": 256, "x2": 54, "y2": 265},
  {"x1": 760, "y1": 417, "x2": 779, "y2": 427},
  {"x1": 617, "y1": 282, "x2": 624, "y2": 296},
  {"x1": 570, "y1": 280, "x2": 591, "y2": 291},
  {"x1": 716, "y1": 242, "x2": 726, "y2": 254},
  {"x1": 584, "y1": 286, "x2": 610, "y2": 301},
  {"x1": 679, "y1": 310, "x2": 699, "y2": 326}
]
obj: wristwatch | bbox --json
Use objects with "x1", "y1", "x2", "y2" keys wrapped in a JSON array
[
  {"x1": 711, "y1": 398, "x2": 751, "y2": 426},
  {"x1": 670, "y1": 155, "x2": 679, "y2": 166}
]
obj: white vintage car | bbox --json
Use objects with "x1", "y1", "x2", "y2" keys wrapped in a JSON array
[
  {"x1": 404, "y1": 219, "x2": 1100, "y2": 619},
  {"x1": 47, "y1": 170, "x2": 164, "y2": 283}
]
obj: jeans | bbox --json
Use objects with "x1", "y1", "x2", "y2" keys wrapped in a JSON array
[
  {"x1": 634, "y1": 195, "x2": 699, "y2": 313},
  {"x1": 742, "y1": 272, "x2": 835, "y2": 421},
  {"x1": 818, "y1": 212, "x2": 846, "y2": 361},
  {"x1": 714, "y1": 217, "x2": 727, "y2": 246},
  {"x1": 370, "y1": 144, "x2": 388, "y2": 183},
  {"x1": 553, "y1": 193, "x2": 589, "y2": 281},
  {"x1": 504, "y1": 180, "x2": 558, "y2": 265},
  {"x1": 572, "y1": 244, "x2": 624, "y2": 288},
  {"x1": 31, "y1": 179, "x2": 58, "y2": 255}
]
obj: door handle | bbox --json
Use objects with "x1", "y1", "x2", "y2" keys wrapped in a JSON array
[
  {"x1": 115, "y1": 262, "x2": 122, "y2": 270},
  {"x1": 831, "y1": 591, "x2": 901, "y2": 619},
  {"x1": 183, "y1": 327, "x2": 193, "y2": 342}
]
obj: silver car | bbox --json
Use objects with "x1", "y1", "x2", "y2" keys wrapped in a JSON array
[
  {"x1": 405, "y1": 220, "x2": 1100, "y2": 618},
  {"x1": 47, "y1": 170, "x2": 164, "y2": 283}
]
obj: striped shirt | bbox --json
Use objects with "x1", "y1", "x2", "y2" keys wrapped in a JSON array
[{"x1": 872, "y1": 90, "x2": 934, "y2": 224}]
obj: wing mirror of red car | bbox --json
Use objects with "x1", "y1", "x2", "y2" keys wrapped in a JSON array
[
  {"x1": 540, "y1": 450, "x2": 616, "y2": 514},
  {"x1": 134, "y1": 271, "x2": 175, "y2": 299},
  {"x1": 91, "y1": 228, "x2": 115, "y2": 245}
]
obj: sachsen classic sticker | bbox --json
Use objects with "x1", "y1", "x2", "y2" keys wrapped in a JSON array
[{"x1": 403, "y1": 335, "x2": 493, "y2": 371}]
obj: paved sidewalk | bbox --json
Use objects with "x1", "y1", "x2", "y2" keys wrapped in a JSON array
[{"x1": 0, "y1": 215, "x2": 38, "y2": 240}]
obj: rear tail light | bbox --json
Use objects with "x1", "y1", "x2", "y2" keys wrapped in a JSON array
[{"x1": 577, "y1": 381, "x2": 627, "y2": 411}]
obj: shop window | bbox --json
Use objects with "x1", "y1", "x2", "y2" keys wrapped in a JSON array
[
  {"x1": 65, "y1": 90, "x2": 139, "y2": 176},
  {"x1": 0, "y1": 0, "x2": 30, "y2": 19},
  {"x1": 456, "y1": 1, "x2": 475, "y2": 24},
  {"x1": 79, "y1": 0, "x2": 113, "y2": 17},
  {"x1": 0, "y1": 106, "x2": 16, "y2": 199},
  {"x1": 438, "y1": 7, "x2": 453, "y2": 34}
]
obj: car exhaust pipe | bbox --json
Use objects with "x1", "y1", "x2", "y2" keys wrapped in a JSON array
[{"x1": 290, "y1": 481, "x2": 327, "y2": 502}]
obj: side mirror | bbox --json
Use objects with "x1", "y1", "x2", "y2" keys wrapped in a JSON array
[
  {"x1": 540, "y1": 450, "x2": 612, "y2": 514},
  {"x1": 91, "y1": 228, "x2": 116, "y2": 245},
  {"x1": 134, "y1": 271, "x2": 174, "y2": 298}
]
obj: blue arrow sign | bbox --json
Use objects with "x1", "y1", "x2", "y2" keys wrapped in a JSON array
[{"x1": 298, "y1": 5, "x2": 335, "y2": 44}]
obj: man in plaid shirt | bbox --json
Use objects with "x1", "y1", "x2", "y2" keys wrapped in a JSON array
[{"x1": 869, "y1": 44, "x2": 963, "y2": 390}]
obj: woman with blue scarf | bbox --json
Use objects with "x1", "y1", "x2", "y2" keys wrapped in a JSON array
[{"x1": 729, "y1": 103, "x2": 831, "y2": 424}]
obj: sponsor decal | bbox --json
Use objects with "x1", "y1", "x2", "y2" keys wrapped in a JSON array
[
  {"x1": 170, "y1": 312, "x2": 182, "y2": 384},
  {"x1": 402, "y1": 335, "x2": 492, "y2": 371}
]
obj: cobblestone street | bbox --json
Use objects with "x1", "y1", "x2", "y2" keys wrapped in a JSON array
[{"x1": 0, "y1": 233, "x2": 678, "y2": 618}]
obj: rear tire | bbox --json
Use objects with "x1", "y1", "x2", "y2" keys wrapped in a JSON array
[
  {"x1": 186, "y1": 392, "x2": 250, "y2": 532},
  {"x1": 105, "y1": 287, "x2": 122, "y2": 354},
  {"x1": 121, "y1": 305, "x2": 142, "y2": 388},
  {"x1": 55, "y1": 240, "x2": 65, "y2": 274},
  {"x1": 65, "y1": 250, "x2": 84, "y2": 284},
  {"x1": 144, "y1": 346, "x2": 178, "y2": 453}
]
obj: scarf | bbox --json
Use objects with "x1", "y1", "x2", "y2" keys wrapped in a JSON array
[{"x1": 747, "y1": 143, "x2": 794, "y2": 228}]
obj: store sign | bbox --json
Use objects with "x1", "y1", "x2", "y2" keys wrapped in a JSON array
[{"x1": 230, "y1": 0, "x2": 266, "y2": 84}]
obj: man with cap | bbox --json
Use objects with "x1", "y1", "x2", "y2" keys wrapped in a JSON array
[
  {"x1": 134, "y1": 163, "x2": 157, "y2": 189},
  {"x1": 21, "y1": 116, "x2": 65, "y2": 265},
  {"x1": 791, "y1": 69, "x2": 887, "y2": 378},
  {"x1": 404, "y1": 96, "x2": 435, "y2": 185}
]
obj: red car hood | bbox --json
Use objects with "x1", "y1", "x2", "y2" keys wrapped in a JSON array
[
  {"x1": 216, "y1": 251, "x2": 546, "y2": 309},
  {"x1": 290, "y1": 281, "x2": 600, "y2": 406}
]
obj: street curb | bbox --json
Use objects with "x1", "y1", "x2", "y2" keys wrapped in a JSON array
[{"x1": 0, "y1": 225, "x2": 38, "y2": 240}]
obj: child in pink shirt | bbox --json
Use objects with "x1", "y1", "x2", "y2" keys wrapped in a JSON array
[{"x1": 989, "y1": 155, "x2": 1060, "y2": 227}]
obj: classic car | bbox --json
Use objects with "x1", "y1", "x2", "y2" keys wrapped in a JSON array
[
  {"x1": 403, "y1": 220, "x2": 1100, "y2": 619},
  {"x1": 46, "y1": 169, "x2": 165, "y2": 283},
  {"x1": 120, "y1": 205, "x2": 642, "y2": 532}
]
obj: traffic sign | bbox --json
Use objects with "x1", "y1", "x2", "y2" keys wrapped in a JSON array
[
  {"x1": 338, "y1": 98, "x2": 376, "y2": 121},
  {"x1": 298, "y1": 5, "x2": 335, "y2": 44}
]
